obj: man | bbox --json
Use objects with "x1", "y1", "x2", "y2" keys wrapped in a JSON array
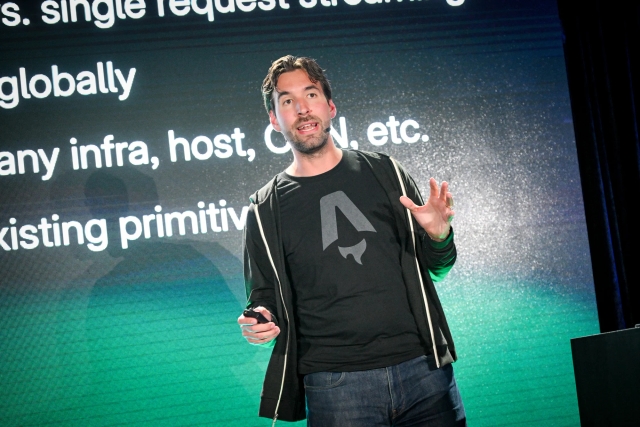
[{"x1": 238, "y1": 55, "x2": 466, "y2": 426}]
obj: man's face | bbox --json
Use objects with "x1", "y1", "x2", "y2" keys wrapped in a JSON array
[{"x1": 269, "y1": 69, "x2": 336, "y2": 155}]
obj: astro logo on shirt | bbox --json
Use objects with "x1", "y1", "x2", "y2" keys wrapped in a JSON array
[{"x1": 320, "y1": 191, "x2": 376, "y2": 265}]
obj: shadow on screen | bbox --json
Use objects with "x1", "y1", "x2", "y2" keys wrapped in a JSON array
[{"x1": 75, "y1": 169, "x2": 248, "y2": 423}]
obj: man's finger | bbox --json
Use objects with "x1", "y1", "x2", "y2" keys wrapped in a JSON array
[
  {"x1": 245, "y1": 326, "x2": 280, "y2": 342},
  {"x1": 242, "y1": 322, "x2": 275, "y2": 333},
  {"x1": 445, "y1": 192, "x2": 454, "y2": 208},
  {"x1": 429, "y1": 177, "x2": 439, "y2": 198},
  {"x1": 440, "y1": 181, "x2": 449, "y2": 201},
  {"x1": 399, "y1": 195, "x2": 418, "y2": 210},
  {"x1": 237, "y1": 314, "x2": 257, "y2": 327},
  {"x1": 252, "y1": 306, "x2": 273, "y2": 322}
]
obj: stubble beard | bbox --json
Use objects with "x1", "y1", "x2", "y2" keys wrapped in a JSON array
[{"x1": 285, "y1": 116, "x2": 331, "y2": 157}]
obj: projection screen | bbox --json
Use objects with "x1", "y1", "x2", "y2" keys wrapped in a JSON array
[{"x1": 1, "y1": 0, "x2": 598, "y2": 425}]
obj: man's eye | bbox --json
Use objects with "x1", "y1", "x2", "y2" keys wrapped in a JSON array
[
  {"x1": 282, "y1": 99, "x2": 292, "y2": 105},
  {"x1": 308, "y1": 93, "x2": 317, "y2": 98}
]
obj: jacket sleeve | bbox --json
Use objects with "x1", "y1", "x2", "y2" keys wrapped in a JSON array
[
  {"x1": 243, "y1": 203, "x2": 279, "y2": 347},
  {"x1": 396, "y1": 160, "x2": 457, "y2": 283}
]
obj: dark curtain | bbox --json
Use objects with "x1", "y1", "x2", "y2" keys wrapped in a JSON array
[{"x1": 558, "y1": 0, "x2": 640, "y2": 332}]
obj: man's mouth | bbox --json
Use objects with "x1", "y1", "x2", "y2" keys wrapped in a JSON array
[{"x1": 297, "y1": 122, "x2": 318, "y2": 132}]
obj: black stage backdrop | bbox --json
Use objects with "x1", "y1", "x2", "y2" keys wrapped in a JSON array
[{"x1": 559, "y1": 0, "x2": 640, "y2": 333}]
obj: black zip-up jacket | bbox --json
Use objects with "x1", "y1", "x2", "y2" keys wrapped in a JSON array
[{"x1": 243, "y1": 150, "x2": 457, "y2": 422}]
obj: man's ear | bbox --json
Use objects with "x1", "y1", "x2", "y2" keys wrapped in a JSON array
[
  {"x1": 328, "y1": 100, "x2": 337, "y2": 119},
  {"x1": 269, "y1": 110, "x2": 281, "y2": 132}
]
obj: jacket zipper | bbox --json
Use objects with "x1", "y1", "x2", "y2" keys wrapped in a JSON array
[
  {"x1": 253, "y1": 202, "x2": 290, "y2": 426},
  {"x1": 390, "y1": 157, "x2": 440, "y2": 368}
]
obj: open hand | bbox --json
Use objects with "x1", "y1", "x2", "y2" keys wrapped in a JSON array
[{"x1": 399, "y1": 178, "x2": 454, "y2": 241}]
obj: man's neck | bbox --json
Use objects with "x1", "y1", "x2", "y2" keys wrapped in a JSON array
[{"x1": 286, "y1": 141, "x2": 343, "y2": 177}]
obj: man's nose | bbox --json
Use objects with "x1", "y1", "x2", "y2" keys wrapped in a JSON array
[{"x1": 296, "y1": 99, "x2": 310, "y2": 115}]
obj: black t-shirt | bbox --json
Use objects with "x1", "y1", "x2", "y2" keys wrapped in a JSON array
[{"x1": 277, "y1": 150, "x2": 424, "y2": 374}]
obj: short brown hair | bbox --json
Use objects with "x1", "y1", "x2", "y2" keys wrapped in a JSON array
[{"x1": 262, "y1": 55, "x2": 332, "y2": 114}]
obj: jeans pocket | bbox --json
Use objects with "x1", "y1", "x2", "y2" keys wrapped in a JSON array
[{"x1": 304, "y1": 371, "x2": 346, "y2": 390}]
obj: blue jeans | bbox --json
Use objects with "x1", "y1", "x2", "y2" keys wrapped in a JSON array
[{"x1": 303, "y1": 355, "x2": 466, "y2": 427}]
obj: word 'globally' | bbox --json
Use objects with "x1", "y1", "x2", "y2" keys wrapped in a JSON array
[{"x1": 0, "y1": 61, "x2": 136, "y2": 109}]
